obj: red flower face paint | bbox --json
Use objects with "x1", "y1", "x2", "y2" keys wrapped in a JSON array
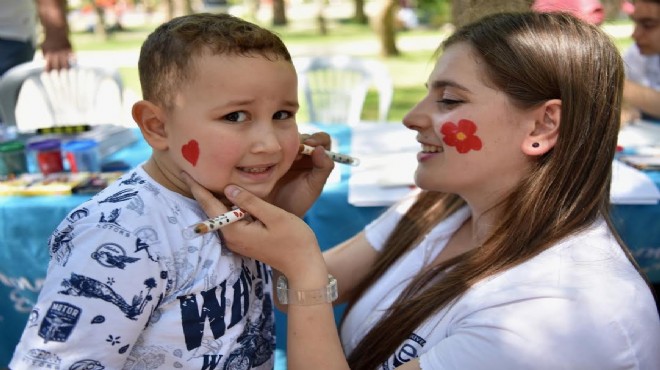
[
  {"x1": 182, "y1": 140, "x2": 200, "y2": 166},
  {"x1": 440, "y1": 119, "x2": 483, "y2": 154}
]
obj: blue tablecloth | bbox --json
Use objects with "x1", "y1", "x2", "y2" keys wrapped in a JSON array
[{"x1": 1, "y1": 125, "x2": 659, "y2": 366}]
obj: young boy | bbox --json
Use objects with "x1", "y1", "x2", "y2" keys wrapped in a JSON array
[{"x1": 10, "y1": 13, "x2": 318, "y2": 369}]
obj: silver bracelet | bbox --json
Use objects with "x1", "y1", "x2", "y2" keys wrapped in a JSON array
[{"x1": 276, "y1": 274, "x2": 338, "y2": 305}]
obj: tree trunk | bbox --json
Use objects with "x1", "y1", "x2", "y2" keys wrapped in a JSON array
[
  {"x1": 91, "y1": 2, "x2": 108, "y2": 40},
  {"x1": 273, "y1": 0, "x2": 287, "y2": 26},
  {"x1": 354, "y1": 0, "x2": 368, "y2": 24},
  {"x1": 316, "y1": 0, "x2": 328, "y2": 35},
  {"x1": 245, "y1": 0, "x2": 261, "y2": 21},
  {"x1": 166, "y1": 0, "x2": 175, "y2": 20},
  {"x1": 184, "y1": 0, "x2": 194, "y2": 14},
  {"x1": 601, "y1": 0, "x2": 624, "y2": 21},
  {"x1": 451, "y1": 0, "x2": 533, "y2": 28},
  {"x1": 374, "y1": 0, "x2": 399, "y2": 57}
]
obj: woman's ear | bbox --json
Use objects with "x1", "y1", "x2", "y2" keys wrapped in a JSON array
[
  {"x1": 132, "y1": 100, "x2": 168, "y2": 151},
  {"x1": 522, "y1": 99, "x2": 561, "y2": 156}
]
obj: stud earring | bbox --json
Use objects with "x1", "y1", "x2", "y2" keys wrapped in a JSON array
[{"x1": 532, "y1": 142, "x2": 540, "y2": 148}]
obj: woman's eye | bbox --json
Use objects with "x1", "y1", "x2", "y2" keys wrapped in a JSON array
[
  {"x1": 224, "y1": 111, "x2": 248, "y2": 122},
  {"x1": 437, "y1": 99, "x2": 463, "y2": 108},
  {"x1": 273, "y1": 111, "x2": 294, "y2": 120}
]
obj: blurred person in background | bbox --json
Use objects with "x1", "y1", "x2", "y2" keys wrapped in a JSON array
[
  {"x1": 532, "y1": 0, "x2": 605, "y2": 25},
  {"x1": 0, "y1": 0, "x2": 74, "y2": 76},
  {"x1": 622, "y1": 0, "x2": 660, "y2": 123}
]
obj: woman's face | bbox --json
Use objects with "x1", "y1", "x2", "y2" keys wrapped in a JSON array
[{"x1": 403, "y1": 43, "x2": 536, "y2": 208}]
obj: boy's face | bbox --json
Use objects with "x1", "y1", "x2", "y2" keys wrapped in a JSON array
[
  {"x1": 164, "y1": 53, "x2": 300, "y2": 199},
  {"x1": 631, "y1": 1, "x2": 660, "y2": 55}
]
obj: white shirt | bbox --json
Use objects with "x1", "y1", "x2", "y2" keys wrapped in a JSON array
[
  {"x1": 10, "y1": 165, "x2": 275, "y2": 370},
  {"x1": 0, "y1": 0, "x2": 37, "y2": 43},
  {"x1": 624, "y1": 44, "x2": 660, "y2": 91},
  {"x1": 341, "y1": 195, "x2": 660, "y2": 369}
]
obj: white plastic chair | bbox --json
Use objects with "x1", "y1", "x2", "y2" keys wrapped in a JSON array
[
  {"x1": 0, "y1": 61, "x2": 124, "y2": 131},
  {"x1": 295, "y1": 55, "x2": 393, "y2": 125}
]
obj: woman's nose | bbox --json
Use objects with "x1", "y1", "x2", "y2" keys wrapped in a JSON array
[{"x1": 402, "y1": 99, "x2": 431, "y2": 132}]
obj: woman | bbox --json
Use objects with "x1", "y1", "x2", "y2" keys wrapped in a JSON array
[{"x1": 185, "y1": 11, "x2": 660, "y2": 369}]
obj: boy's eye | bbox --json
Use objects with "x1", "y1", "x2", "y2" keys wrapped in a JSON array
[
  {"x1": 224, "y1": 111, "x2": 248, "y2": 122},
  {"x1": 273, "y1": 111, "x2": 294, "y2": 120}
]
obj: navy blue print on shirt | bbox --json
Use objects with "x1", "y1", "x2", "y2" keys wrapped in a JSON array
[
  {"x1": 59, "y1": 273, "x2": 156, "y2": 320},
  {"x1": 38, "y1": 301, "x2": 81, "y2": 343},
  {"x1": 178, "y1": 261, "x2": 263, "y2": 351},
  {"x1": 67, "y1": 207, "x2": 89, "y2": 222},
  {"x1": 50, "y1": 224, "x2": 75, "y2": 266},
  {"x1": 386, "y1": 333, "x2": 427, "y2": 369},
  {"x1": 120, "y1": 172, "x2": 145, "y2": 186},
  {"x1": 98, "y1": 188, "x2": 138, "y2": 204},
  {"x1": 91, "y1": 243, "x2": 140, "y2": 269},
  {"x1": 69, "y1": 359, "x2": 105, "y2": 370},
  {"x1": 222, "y1": 293, "x2": 274, "y2": 370}
]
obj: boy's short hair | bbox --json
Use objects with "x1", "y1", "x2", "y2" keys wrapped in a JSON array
[{"x1": 138, "y1": 13, "x2": 292, "y2": 108}]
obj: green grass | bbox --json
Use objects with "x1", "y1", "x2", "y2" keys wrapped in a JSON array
[
  {"x1": 72, "y1": 25, "x2": 154, "y2": 51},
  {"x1": 75, "y1": 19, "x2": 633, "y2": 124}
]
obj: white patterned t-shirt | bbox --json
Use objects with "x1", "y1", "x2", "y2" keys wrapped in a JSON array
[{"x1": 10, "y1": 165, "x2": 275, "y2": 370}]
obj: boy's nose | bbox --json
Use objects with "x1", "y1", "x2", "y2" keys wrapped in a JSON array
[{"x1": 252, "y1": 128, "x2": 283, "y2": 153}]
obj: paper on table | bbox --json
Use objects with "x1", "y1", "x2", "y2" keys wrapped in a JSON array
[
  {"x1": 611, "y1": 160, "x2": 660, "y2": 204},
  {"x1": 348, "y1": 123, "x2": 660, "y2": 206},
  {"x1": 348, "y1": 152, "x2": 417, "y2": 206},
  {"x1": 619, "y1": 155, "x2": 660, "y2": 171},
  {"x1": 617, "y1": 120, "x2": 660, "y2": 149},
  {"x1": 348, "y1": 123, "x2": 418, "y2": 206},
  {"x1": 349, "y1": 122, "x2": 419, "y2": 155}
]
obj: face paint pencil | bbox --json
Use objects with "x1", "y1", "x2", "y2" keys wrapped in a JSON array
[
  {"x1": 299, "y1": 144, "x2": 361, "y2": 166},
  {"x1": 182, "y1": 208, "x2": 247, "y2": 240}
]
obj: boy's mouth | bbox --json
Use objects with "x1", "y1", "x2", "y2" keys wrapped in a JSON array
[{"x1": 238, "y1": 166, "x2": 272, "y2": 173}]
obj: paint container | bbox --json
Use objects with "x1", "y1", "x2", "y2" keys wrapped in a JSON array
[
  {"x1": 62, "y1": 139, "x2": 101, "y2": 173},
  {"x1": 0, "y1": 140, "x2": 28, "y2": 177},
  {"x1": 27, "y1": 138, "x2": 64, "y2": 175}
]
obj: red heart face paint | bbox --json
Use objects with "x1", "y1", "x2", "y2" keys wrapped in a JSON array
[
  {"x1": 440, "y1": 119, "x2": 483, "y2": 154},
  {"x1": 182, "y1": 140, "x2": 200, "y2": 166}
]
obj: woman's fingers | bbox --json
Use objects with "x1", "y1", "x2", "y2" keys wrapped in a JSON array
[
  {"x1": 221, "y1": 185, "x2": 321, "y2": 273},
  {"x1": 224, "y1": 185, "x2": 283, "y2": 225},
  {"x1": 302, "y1": 131, "x2": 332, "y2": 151}
]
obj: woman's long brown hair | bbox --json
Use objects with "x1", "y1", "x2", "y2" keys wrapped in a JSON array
[{"x1": 343, "y1": 12, "x2": 644, "y2": 369}]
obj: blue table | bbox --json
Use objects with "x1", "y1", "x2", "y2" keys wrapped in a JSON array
[{"x1": 1, "y1": 125, "x2": 659, "y2": 367}]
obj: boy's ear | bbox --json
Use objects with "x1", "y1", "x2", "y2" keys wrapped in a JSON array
[
  {"x1": 132, "y1": 100, "x2": 168, "y2": 151},
  {"x1": 522, "y1": 99, "x2": 561, "y2": 156}
]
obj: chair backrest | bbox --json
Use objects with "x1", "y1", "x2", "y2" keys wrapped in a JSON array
[
  {"x1": 0, "y1": 61, "x2": 124, "y2": 132},
  {"x1": 295, "y1": 55, "x2": 393, "y2": 125}
]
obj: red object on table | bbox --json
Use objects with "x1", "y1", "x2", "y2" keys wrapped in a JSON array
[{"x1": 37, "y1": 150, "x2": 64, "y2": 175}]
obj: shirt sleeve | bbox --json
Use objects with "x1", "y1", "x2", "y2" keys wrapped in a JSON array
[
  {"x1": 623, "y1": 45, "x2": 646, "y2": 84},
  {"x1": 9, "y1": 210, "x2": 166, "y2": 369},
  {"x1": 364, "y1": 189, "x2": 419, "y2": 252}
]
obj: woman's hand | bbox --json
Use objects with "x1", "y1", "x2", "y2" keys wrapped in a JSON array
[
  {"x1": 268, "y1": 132, "x2": 335, "y2": 217},
  {"x1": 183, "y1": 173, "x2": 326, "y2": 279}
]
